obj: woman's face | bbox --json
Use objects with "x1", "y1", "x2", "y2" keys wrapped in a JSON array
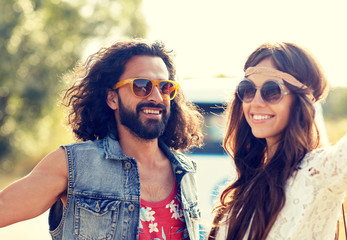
[{"x1": 242, "y1": 58, "x2": 295, "y2": 148}]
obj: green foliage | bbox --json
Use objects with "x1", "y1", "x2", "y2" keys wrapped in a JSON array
[
  {"x1": 322, "y1": 87, "x2": 347, "y2": 120},
  {"x1": 325, "y1": 118, "x2": 347, "y2": 145},
  {"x1": 0, "y1": 0, "x2": 147, "y2": 170}
]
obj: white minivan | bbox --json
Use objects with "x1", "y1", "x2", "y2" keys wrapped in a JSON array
[{"x1": 180, "y1": 77, "x2": 328, "y2": 239}]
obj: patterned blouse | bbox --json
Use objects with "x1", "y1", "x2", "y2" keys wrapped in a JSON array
[{"x1": 215, "y1": 134, "x2": 347, "y2": 240}]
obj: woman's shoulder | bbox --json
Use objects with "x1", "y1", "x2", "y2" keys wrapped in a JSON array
[
  {"x1": 297, "y1": 133, "x2": 347, "y2": 192},
  {"x1": 303, "y1": 133, "x2": 347, "y2": 163}
]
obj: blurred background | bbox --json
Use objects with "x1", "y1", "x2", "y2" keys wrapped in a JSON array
[{"x1": 0, "y1": 0, "x2": 347, "y2": 239}]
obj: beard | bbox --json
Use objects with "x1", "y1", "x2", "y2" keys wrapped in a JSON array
[{"x1": 117, "y1": 96, "x2": 170, "y2": 140}]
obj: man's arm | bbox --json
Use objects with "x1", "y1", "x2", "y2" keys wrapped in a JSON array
[{"x1": 0, "y1": 147, "x2": 68, "y2": 227}]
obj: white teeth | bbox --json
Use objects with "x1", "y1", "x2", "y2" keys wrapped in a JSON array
[
  {"x1": 143, "y1": 109, "x2": 160, "y2": 115},
  {"x1": 253, "y1": 115, "x2": 271, "y2": 120}
]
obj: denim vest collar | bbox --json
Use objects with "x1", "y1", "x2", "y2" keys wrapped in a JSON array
[{"x1": 103, "y1": 135, "x2": 196, "y2": 174}]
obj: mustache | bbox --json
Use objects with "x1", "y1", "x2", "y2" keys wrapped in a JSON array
[{"x1": 136, "y1": 102, "x2": 167, "y2": 114}]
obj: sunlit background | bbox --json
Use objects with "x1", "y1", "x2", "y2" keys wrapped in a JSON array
[
  {"x1": 0, "y1": 0, "x2": 347, "y2": 239},
  {"x1": 142, "y1": 0, "x2": 347, "y2": 87}
]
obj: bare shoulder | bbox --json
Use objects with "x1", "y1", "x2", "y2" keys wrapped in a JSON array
[
  {"x1": 28, "y1": 147, "x2": 68, "y2": 195},
  {"x1": 33, "y1": 147, "x2": 67, "y2": 177}
]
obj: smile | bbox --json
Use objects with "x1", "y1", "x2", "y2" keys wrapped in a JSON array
[
  {"x1": 142, "y1": 108, "x2": 162, "y2": 115},
  {"x1": 252, "y1": 114, "x2": 272, "y2": 120}
]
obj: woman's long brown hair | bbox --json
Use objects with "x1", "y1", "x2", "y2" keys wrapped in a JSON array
[{"x1": 208, "y1": 42, "x2": 328, "y2": 239}]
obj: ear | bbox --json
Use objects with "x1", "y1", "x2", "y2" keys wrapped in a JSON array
[{"x1": 106, "y1": 90, "x2": 119, "y2": 110}]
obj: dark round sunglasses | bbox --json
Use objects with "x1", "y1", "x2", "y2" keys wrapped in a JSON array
[{"x1": 237, "y1": 78, "x2": 290, "y2": 104}]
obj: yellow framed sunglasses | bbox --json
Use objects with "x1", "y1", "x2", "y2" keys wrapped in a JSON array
[{"x1": 113, "y1": 78, "x2": 179, "y2": 100}]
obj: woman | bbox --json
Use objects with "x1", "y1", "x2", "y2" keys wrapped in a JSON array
[{"x1": 208, "y1": 42, "x2": 347, "y2": 240}]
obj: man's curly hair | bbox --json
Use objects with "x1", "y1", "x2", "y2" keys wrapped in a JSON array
[{"x1": 62, "y1": 39, "x2": 204, "y2": 152}]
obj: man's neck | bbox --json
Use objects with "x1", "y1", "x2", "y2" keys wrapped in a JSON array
[
  {"x1": 117, "y1": 126, "x2": 174, "y2": 203},
  {"x1": 118, "y1": 129, "x2": 163, "y2": 164}
]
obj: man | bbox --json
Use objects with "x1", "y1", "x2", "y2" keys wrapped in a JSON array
[{"x1": 0, "y1": 39, "x2": 204, "y2": 239}]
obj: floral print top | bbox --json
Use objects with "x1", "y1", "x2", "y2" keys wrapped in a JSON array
[
  {"x1": 215, "y1": 134, "x2": 347, "y2": 240},
  {"x1": 139, "y1": 181, "x2": 189, "y2": 240}
]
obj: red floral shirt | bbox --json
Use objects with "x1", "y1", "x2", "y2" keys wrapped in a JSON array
[{"x1": 139, "y1": 181, "x2": 189, "y2": 239}]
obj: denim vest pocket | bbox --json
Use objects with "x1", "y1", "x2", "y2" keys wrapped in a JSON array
[{"x1": 74, "y1": 195, "x2": 121, "y2": 240}]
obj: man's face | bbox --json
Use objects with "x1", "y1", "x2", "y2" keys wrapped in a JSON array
[
  {"x1": 117, "y1": 95, "x2": 169, "y2": 139},
  {"x1": 110, "y1": 55, "x2": 172, "y2": 140}
]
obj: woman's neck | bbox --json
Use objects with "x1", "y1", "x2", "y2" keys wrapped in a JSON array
[{"x1": 266, "y1": 141, "x2": 279, "y2": 160}]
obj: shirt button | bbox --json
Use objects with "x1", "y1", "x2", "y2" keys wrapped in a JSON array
[
  {"x1": 128, "y1": 204, "x2": 135, "y2": 212},
  {"x1": 125, "y1": 162, "x2": 132, "y2": 169}
]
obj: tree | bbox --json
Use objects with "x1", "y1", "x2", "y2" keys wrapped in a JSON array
[
  {"x1": 0, "y1": 0, "x2": 147, "y2": 170},
  {"x1": 322, "y1": 87, "x2": 347, "y2": 120}
]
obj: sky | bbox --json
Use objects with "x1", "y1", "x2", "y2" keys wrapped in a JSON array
[{"x1": 141, "y1": 0, "x2": 347, "y2": 88}]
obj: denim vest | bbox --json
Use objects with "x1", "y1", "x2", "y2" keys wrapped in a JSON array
[{"x1": 48, "y1": 136, "x2": 201, "y2": 240}]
